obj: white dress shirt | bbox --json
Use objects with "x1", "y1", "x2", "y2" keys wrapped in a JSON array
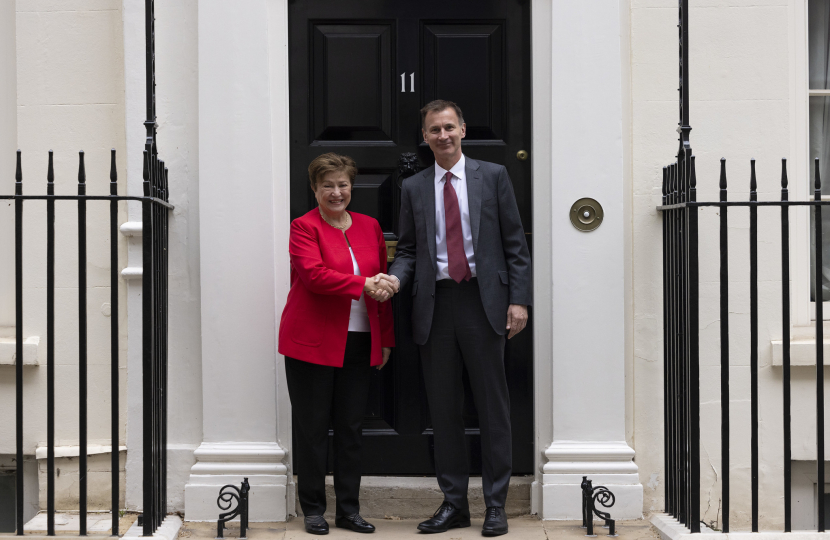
[
  {"x1": 347, "y1": 247, "x2": 371, "y2": 332},
  {"x1": 434, "y1": 154, "x2": 476, "y2": 281}
]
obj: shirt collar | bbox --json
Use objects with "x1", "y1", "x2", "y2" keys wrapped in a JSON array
[{"x1": 435, "y1": 153, "x2": 466, "y2": 184}]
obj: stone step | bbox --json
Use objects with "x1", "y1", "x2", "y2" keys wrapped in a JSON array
[{"x1": 294, "y1": 476, "x2": 533, "y2": 519}]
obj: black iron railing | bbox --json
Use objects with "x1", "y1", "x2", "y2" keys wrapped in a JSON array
[
  {"x1": 3, "y1": 0, "x2": 170, "y2": 533},
  {"x1": 658, "y1": 155, "x2": 830, "y2": 533},
  {"x1": 2, "y1": 149, "x2": 171, "y2": 537},
  {"x1": 141, "y1": 0, "x2": 168, "y2": 534},
  {"x1": 660, "y1": 0, "x2": 828, "y2": 533},
  {"x1": 659, "y1": 150, "x2": 699, "y2": 534}
]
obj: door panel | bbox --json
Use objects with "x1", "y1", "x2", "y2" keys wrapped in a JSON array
[
  {"x1": 289, "y1": 0, "x2": 532, "y2": 476},
  {"x1": 347, "y1": 172, "x2": 394, "y2": 233},
  {"x1": 311, "y1": 24, "x2": 394, "y2": 143},
  {"x1": 422, "y1": 24, "x2": 505, "y2": 142}
]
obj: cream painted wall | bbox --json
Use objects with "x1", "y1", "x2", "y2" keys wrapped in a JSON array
[
  {"x1": 0, "y1": 0, "x2": 128, "y2": 480},
  {"x1": 0, "y1": 0, "x2": 16, "y2": 332},
  {"x1": 629, "y1": 0, "x2": 828, "y2": 530}
]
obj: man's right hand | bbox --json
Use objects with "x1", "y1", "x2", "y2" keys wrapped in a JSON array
[
  {"x1": 366, "y1": 274, "x2": 399, "y2": 302},
  {"x1": 374, "y1": 274, "x2": 400, "y2": 293},
  {"x1": 365, "y1": 274, "x2": 397, "y2": 302}
]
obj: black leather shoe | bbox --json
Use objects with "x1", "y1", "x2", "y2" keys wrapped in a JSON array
[
  {"x1": 304, "y1": 515, "x2": 329, "y2": 535},
  {"x1": 335, "y1": 513, "x2": 375, "y2": 533},
  {"x1": 417, "y1": 502, "x2": 471, "y2": 533},
  {"x1": 482, "y1": 507, "x2": 508, "y2": 537}
]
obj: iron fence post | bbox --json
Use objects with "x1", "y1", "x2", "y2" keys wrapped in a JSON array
[{"x1": 14, "y1": 150, "x2": 23, "y2": 536}]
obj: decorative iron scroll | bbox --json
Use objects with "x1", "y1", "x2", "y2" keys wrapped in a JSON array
[
  {"x1": 216, "y1": 478, "x2": 250, "y2": 539},
  {"x1": 581, "y1": 476, "x2": 617, "y2": 537}
]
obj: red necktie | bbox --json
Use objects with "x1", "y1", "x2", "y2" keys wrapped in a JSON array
[{"x1": 443, "y1": 171, "x2": 471, "y2": 283}]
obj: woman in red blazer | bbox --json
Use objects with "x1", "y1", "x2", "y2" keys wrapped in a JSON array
[{"x1": 278, "y1": 153, "x2": 395, "y2": 535}]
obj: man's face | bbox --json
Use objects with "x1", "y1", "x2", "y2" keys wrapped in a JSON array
[{"x1": 422, "y1": 108, "x2": 466, "y2": 163}]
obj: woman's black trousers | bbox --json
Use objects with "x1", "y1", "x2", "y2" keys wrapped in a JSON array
[{"x1": 284, "y1": 331, "x2": 373, "y2": 517}]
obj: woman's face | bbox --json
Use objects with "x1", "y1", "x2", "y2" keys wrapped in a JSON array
[{"x1": 314, "y1": 171, "x2": 352, "y2": 215}]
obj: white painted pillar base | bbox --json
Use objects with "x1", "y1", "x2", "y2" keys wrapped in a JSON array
[
  {"x1": 540, "y1": 441, "x2": 643, "y2": 520},
  {"x1": 184, "y1": 442, "x2": 288, "y2": 522}
]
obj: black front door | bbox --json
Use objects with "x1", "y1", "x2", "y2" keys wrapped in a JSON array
[{"x1": 288, "y1": 0, "x2": 533, "y2": 475}]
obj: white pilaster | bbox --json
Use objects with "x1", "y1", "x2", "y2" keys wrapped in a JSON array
[
  {"x1": 185, "y1": 0, "x2": 289, "y2": 521},
  {"x1": 533, "y1": 0, "x2": 642, "y2": 519}
]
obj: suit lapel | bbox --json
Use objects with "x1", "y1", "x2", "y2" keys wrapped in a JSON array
[
  {"x1": 418, "y1": 166, "x2": 438, "y2": 270},
  {"x1": 466, "y1": 157, "x2": 483, "y2": 252}
]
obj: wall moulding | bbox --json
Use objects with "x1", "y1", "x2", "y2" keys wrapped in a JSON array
[
  {"x1": 0, "y1": 336, "x2": 39, "y2": 365},
  {"x1": 542, "y1": 440, "x2": 638, "y2": 475}
]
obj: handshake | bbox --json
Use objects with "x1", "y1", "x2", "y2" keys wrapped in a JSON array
[{"x1": 363, "y1": 273, "x2": 400, "y2": 302}]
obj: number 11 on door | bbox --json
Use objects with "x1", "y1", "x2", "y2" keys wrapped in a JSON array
[{"x1": 400, "y1": 73, "x2": 414, "y2": 93}]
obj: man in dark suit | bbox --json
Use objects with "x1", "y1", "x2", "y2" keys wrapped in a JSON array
[{"x1": 380, "y1": 100, "x2": 532, "y2": 536}]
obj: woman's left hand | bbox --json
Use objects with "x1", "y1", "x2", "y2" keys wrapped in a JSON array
[{"x1": 378, "y1": 348, "x2": 392, "y2": 370}]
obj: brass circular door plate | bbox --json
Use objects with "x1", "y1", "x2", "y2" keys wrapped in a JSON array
[
  {"x1": 516, "y1": 150, "x2": 529, "y2": 161},
  {"x1": 569, "y1": 198, "x2": 604, "y2": 232}
]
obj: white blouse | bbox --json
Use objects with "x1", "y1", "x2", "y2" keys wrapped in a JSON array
[{"x1": 348, "y1": 247, "x2": 371, "y2": 332}]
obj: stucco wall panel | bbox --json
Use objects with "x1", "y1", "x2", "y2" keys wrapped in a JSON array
[
  {"x1": 16, "y1": 8, "x2": 122, "y2": 107},
  {"x1": 0, "y1": 0, "x2": 127, "y2": 466}
]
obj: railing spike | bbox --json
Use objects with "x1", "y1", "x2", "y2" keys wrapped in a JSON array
[
  {"x1": 670, "y1": 163, "x2": 676, "y2": 194},
  {"x1": 47, "y1": 150, "x2": 54, "y2": 185},
  {"x1": 750, "y1": 159, "x2": 757, "y2": 193},
  {"x1": 688, "y1": 156, "x2": 697, "y2": 202},
  {"x1": 15, "y1": 150, "x2": 22, "y2": 183},
  {"x1": 781, "y1": 158, "x2": 788, "y2": 189},
  {"x1": 720, "y1": 158, "x2": 727, "y2": 189},
  {"x1": 158, "y1": 160, "x2": 165, "y2": 195},
  {"x1": 816, "y1": 158, "x2": 822, "y2": 193},
  {"x1": 78, "y1": 151, "x2": 86, "y2": 185},
  {"x1": 143, "y1": 150, "x2": 150, "y2": 197},
  {"x1": 110, "y1": 149, "x2": 118, "y2": 196},
  {"x1": 690, "y1": 155, "x2": 696, "y2": 188}
]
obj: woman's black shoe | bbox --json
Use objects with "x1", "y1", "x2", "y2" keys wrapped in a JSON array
[
  {"x1": 481, "y1": 507, "x2": 508, "y2": 537},
  {"x1": 416, "y1": 502, "x2": 471, "y2": 533},
  {"x1": 335, "y1": 513, "x2": 376, "y2": 533},
  {"x1": 304, "y1": 515, "x2": 329, "y2": 535}
]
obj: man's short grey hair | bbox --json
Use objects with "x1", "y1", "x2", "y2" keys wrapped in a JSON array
[{"x1": 420, "y1": 100, "x2": 464, "y2": 129}]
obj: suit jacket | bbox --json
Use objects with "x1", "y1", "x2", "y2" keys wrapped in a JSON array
[
  {"x1": 278, "y1": 209, "x2": 395, "y2": 367},
  {"x1": 389, "y1": 157, "x2": 532, "y2": 345}
]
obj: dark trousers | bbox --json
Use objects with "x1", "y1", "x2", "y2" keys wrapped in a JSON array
[
  {"x1": 419, "y1": 278, "x2": 512, "y2": 516},
  {"x1": 285, "y1": 332, "x2": 372, "y2": 517}
]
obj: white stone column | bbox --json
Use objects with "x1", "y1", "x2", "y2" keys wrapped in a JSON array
[
  {"x1": 0, "y1": 0, "x2": 16, "y2": 333},
  {"x1": 184, "y1": 0, "x2": 291, "y2": 521},
  {"x1": 532, "y1": 0, "x2": 642, "y2": 519}
]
